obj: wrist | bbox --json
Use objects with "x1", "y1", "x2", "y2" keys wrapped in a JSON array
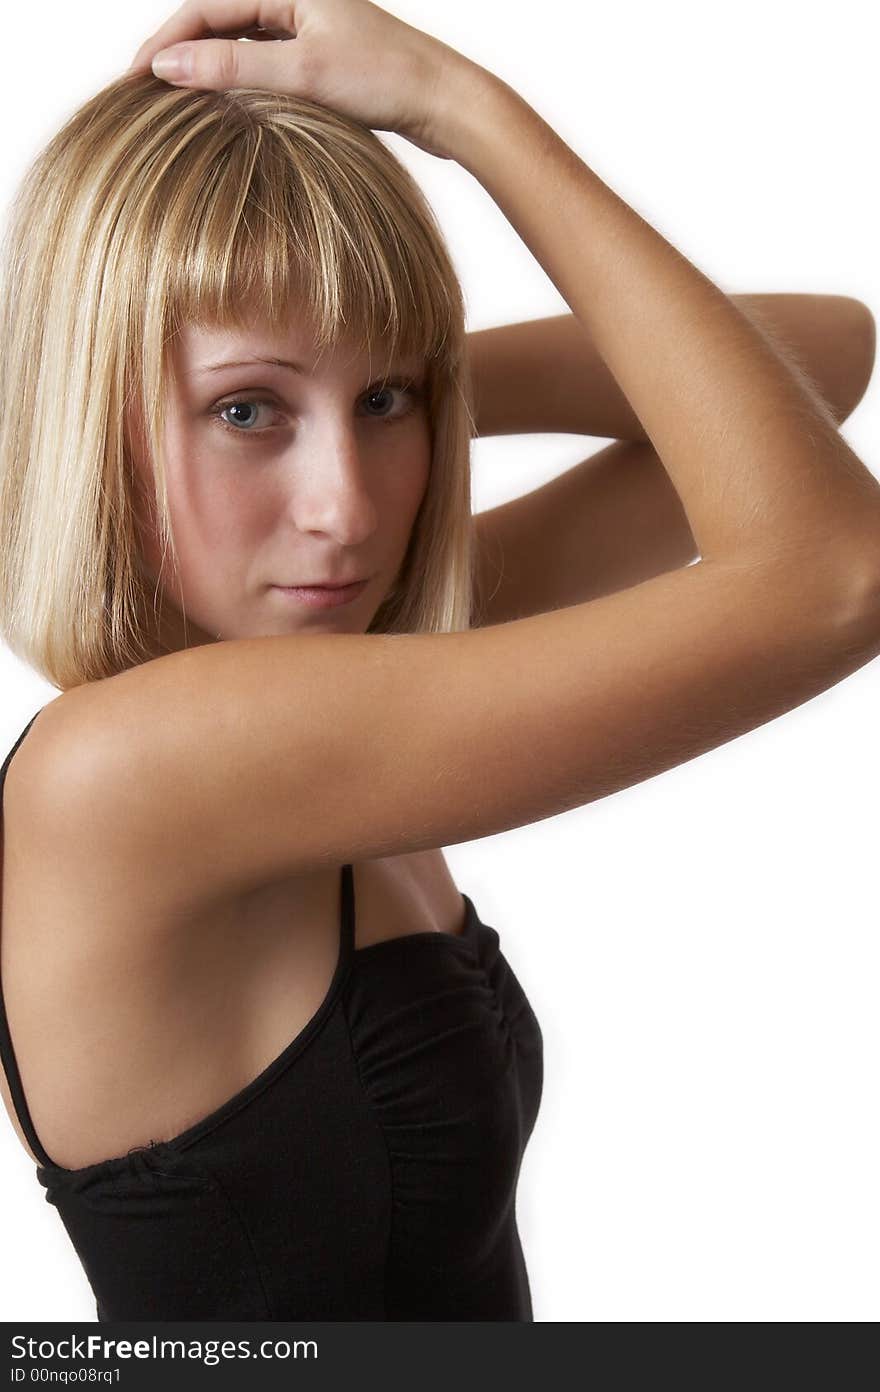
[{"x1": 424, "y1": 56, "x2": 519, "y2": 168}]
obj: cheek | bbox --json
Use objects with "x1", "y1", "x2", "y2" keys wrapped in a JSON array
[
  {"x1": 395, "y1": 463, "x2": 430, "y2": 524},
  {"x1": 148, "y1": 462, "x2": 263, "y2": 597},
  {"x1": 172, "y1": 446, "x2": 272, "y2": 543},
  {"x1": 387, "y1": 431, "x2": 431, "y2": 522}
]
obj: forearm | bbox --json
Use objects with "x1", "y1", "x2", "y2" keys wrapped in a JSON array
[
  {"x1": 441, "y1": 65, "x2": 880, "y2": 567},
  {"x1": 466, "y1": 295, "x2": 876, "y2": 441}
]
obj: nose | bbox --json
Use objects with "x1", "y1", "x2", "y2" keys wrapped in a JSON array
[{"x1": 288, "y1": 417, "x2": 380, "y2": 546}]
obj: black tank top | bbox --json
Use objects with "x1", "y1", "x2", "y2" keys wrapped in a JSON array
[{"x1": 0, "y1": 711, "x2": 543, "y2": 1321}]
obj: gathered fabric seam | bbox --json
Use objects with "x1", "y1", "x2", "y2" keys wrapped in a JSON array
[
  {"x1": 192, "y1": 1154, "x2": 274, "y2": 1320},
  {"x1": 339, "y1": 993, "x2": 392, "y2": 1322}
]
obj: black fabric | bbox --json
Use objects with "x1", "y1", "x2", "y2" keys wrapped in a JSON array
[{"x1": 0, "y1": 711, "x2": 543, "y2": 1321}]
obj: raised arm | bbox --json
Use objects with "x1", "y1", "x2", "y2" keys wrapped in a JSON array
[
  {"x1": 39, "y1": 3, "x2": 880, "y2": 915},
  {"x1": 466, "y1": 294, "x2": 876, "y2": 624},
  {"x1": 444, "y1": 67, "x2": 880, "y2": 578},
  {"x1": 465, "y1": 295, "x2": 876, "y2": 440}
]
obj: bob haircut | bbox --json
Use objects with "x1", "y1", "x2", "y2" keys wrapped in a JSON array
[{"x1": 0, "y1": 73, "x2": 476, "y2": 693}]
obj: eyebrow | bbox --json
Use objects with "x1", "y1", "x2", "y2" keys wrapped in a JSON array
[
  {"x1": 193, "y1": 354, "x2": 425, "y2": 379},
  {"x1": 195, "y1": 356, "x2": 309, "y2": 376}
]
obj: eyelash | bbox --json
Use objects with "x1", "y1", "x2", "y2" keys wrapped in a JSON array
[{"x1": 207, "y1": 379, "x2": 424, "y2": 439}]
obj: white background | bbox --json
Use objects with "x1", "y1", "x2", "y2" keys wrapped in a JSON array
[{"x1": 1, "y1": 0, "x2": 878, "y2": 1322}]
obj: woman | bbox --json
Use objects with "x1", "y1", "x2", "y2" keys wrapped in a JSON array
[{"x1": 1, "y1": 0, "x2": 879, "y2": 1321}]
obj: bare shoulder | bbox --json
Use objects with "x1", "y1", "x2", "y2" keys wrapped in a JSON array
[
  {"x1": 1, "y1": 710, "x2": 342, "y2": 1170},
  {"x1": 0, "y1": 695, "x2": 457, "y2": 1169},
  {"x1": 21, "y1": 550, "x2": 874, "y2": 930}
]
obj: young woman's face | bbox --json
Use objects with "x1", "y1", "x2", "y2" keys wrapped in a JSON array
[{"x1": 131, "y1": 316, "x2": 432, "y2": 648}]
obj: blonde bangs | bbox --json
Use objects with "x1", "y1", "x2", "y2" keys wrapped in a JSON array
[{"x1": 161, "y1": 112, "x2": 458, "y2": 373}]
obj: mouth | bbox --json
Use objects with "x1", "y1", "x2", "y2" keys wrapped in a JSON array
[
  {"x1": 293, "y1": 579, "x2": 366, "y2": 589},
  {"x1": 270, "y1": 577, "x2": 371, "y2": 609}
]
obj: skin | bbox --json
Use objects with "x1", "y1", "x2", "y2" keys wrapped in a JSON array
[
  {"x1": 129, "y1": 295, "x2": 875, "y2": 662},
  {"x1": 466, "y1": 297, "x2": 876, "y2": 442},
  {"x1": 130, "y1": 315, "x2": 432, "y2": 657},
  {"x1": 1, "y1": 0, "x2": 877, "y2": 1185}
]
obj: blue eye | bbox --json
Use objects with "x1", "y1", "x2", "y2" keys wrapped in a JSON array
[
  {"x1": 208, "y1": 397, "x2": 281, "y2": 436},
  {"x1": 360, "y1": 380, "x2": 426, "y2": 423},
  {"x1": 208, "y1": 379, "x2": 424, "y2": 441},
  {"x1": 361, "y1": 385, "x2": 413, "y2": 419},
  {"x1": 219, "y1": 401, "x2": 269, "y2": 431}
]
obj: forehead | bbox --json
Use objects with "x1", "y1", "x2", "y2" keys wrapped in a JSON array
[{"x1": 171, "y1": 317, "x2": 424, "y2": 382}]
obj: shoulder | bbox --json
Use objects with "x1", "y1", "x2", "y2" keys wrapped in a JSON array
[
  {"x1": 3, "y1": 688, "x2": 111, "y2": 851},
  {"x1": 5, "y1": 687, "x2": 96, "y2": 787},
  {"x1": 3, "y1": 682, "x2": 175, "y2": 927},
  {"x1": 2, "y1": 687, "x2": 143, "y2": 934}
]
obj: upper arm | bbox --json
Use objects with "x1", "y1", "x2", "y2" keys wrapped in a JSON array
[
  {"x1": 472, "y1": 439, "x2": 700, "y2": 628},
  {"x1": 32, "y1": 543, "x2": 873, "y2": 918}
]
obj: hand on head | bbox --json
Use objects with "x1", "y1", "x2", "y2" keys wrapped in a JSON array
[{"x1": 127, "y1": 0, "x2": 463, "y2": 158}]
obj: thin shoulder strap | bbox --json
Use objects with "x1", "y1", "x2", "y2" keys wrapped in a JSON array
[
  {"x1": 0, "y1": 709, "x2": 59, "y2": 1170},
  {"x1": 340, "y1": 863, "x2": 355, "y2": 963},
  {"x1": 0, "y1": 710, "x2": 41, "y2": 783}
]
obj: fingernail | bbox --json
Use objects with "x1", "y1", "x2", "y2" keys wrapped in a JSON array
[{"x1": 151, "y1": 45, "x2": 193, "y2": 82}]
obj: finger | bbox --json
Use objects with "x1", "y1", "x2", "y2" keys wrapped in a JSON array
[
  {"x1": 128, "y1": 29, "x2": 289, "y2": 78},
  {"x1": 127, "y1": 1, "x2": 296, "y2": 73},
  {"x1": 147, "y1": 34, "x2": 298, "y2": 92},
  {"x1": 127, "y1": 30, "x2": 285, "y2": 72}
]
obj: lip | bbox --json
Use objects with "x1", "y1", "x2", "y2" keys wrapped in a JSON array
[
  {"x1": 270, "y1": 578, "x2": 370, "y2": 609},
  {"x1": 294, "y1": 578, "x2": 365, "y2": 588}
]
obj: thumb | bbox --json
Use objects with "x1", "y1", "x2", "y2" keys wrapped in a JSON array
[{"x1": 150, "y1": 37, "x2": 295, "y2": 92}]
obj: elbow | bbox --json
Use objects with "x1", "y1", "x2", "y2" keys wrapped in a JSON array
[
  {"x1": 834, "y1": 298, "x2": 876, "y2": 421},
  {"x1": 838, "y1": 306, "x2": 880, "y2": 615},
  {"x1": 859, "y1": 300, "x2": 877, "y2": 408},
  {"x1": 833, "y1": 528, "x2": 880, "y2": 639},
  {"x1": 773, "y1": 522, "x2": 880, "y2": 641}
]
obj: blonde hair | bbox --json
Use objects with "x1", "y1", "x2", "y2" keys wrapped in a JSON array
[{"x1": 0, "y1": 73, "x2": 476, "y2": 692}]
